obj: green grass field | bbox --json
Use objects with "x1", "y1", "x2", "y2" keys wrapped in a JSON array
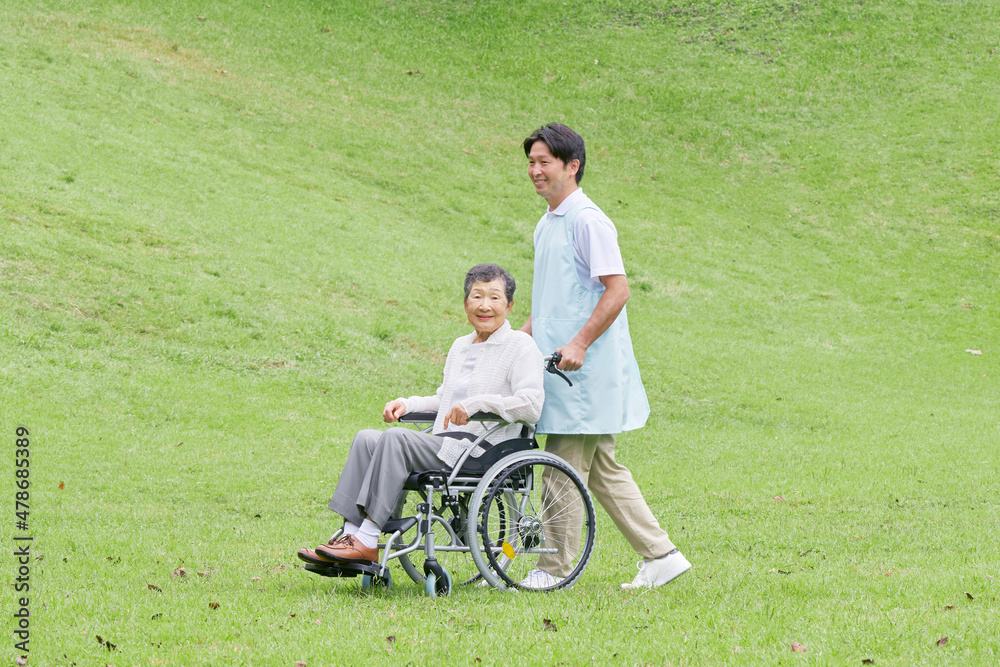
[{"x1": 2, "y1": 0, "x2": 998, "y2": 664}]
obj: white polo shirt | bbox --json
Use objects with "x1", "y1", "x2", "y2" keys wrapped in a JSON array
[{"x1": 541, "y1": 188, "x2": 626, "y2": 291}]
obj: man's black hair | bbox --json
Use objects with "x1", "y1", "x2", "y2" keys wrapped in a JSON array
[
  {"x1": 464, "y1": 263, "x2": 516, "y2": 302},
  {"x1": 523, "y1": 123, "x2": 586, "y2": 184}
]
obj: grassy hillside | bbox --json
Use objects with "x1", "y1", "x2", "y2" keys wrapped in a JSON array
[{"x1": 2, "y1": 0, "x2": 998, "y2": 664}]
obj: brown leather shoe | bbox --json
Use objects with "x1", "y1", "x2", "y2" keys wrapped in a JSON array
[
  {"x1": 297, "y1": 536, "x2": 344, "y2": 565},
  {"x1": 297, "y1": 547, "x2": 337, "y2": 566},
  {"x1": 314, "y1": 535, "x2": 378, "y2": 564}
]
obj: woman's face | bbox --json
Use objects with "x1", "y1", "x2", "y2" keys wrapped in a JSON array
[{"x1": 465, "y1": 278, "x2": 513, "y2": 342}]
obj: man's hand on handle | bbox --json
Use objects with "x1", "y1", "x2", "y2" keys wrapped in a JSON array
[{"x1": 555, "y1": 341, "x2": 587, "y2": 371}]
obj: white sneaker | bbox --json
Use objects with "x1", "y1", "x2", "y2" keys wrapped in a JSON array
[
  {"x1": 621, "y1": 550, "x2": 691, "y2": 590},
  {"x1": 519, "y1": 568, "x2": 561, "y2": 589}
]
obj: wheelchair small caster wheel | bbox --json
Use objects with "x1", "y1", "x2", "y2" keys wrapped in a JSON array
[
  {"x1": 425, "y1": 569, "x2": 452, "y2": 597},
  {"x1": 362, "y1": 571, "x2": 391, "y2": 591},
  {"x1": 438, "y1": 569, "x2": 452, "y2": 596}
]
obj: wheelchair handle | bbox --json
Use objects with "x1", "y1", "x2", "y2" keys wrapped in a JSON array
[{"x1": 545, "y1": 352, "x2": 573, "y2": 387}]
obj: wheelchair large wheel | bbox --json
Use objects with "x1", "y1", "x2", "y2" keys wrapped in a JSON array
[
  {"x1": 392, "y1": 490, "x2": 483, "y2": 587},
  {"x1": 467, "y1": 451, "x2": 595, "y2": 591}
]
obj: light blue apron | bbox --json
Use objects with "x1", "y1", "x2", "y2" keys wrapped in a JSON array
[{"x1": 531, "y1": 198, "x2": 650, "y2": 435}]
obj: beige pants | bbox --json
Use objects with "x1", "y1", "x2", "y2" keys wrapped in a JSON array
[{"x1": 537, "y1": 433, "x2": 676, "y2": 577}]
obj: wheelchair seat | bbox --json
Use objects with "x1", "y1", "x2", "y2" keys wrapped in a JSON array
[{"x1": 402, "y1": 436, "x2": 538, "y2": 489}]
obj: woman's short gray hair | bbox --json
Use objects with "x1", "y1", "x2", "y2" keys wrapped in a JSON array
[{"x1": 464, "y1": 263, "x2": 516, "y2": 301}]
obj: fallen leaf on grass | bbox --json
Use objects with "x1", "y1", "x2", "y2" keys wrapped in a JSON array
[
  {"x1": 774, "y1": 496, "x2": 785, "y2": 502},
  {"x1": 16, "y1": 657, "x2": 28, "y2": 666},
  {"x1": 944, "y1": 605, "x2": 955, "y2": 611},
  {"x1": 862, "y1": 659, "x2": 875, "y2": 665},
  {"x1": 966, "y1": 349, "x2": 982, "y2": 355},
  {"x1": 965, "y1": 591, "x2": 974, "y2": 600},
  {"x1": 936, "y1": 637, "x2": 948, "y2": 646},
  {"x1": 59, "y1": 482, "x2": 65, "y2": 489},
  {"x1": 295, "y1": 662, "x2": 308, "y2": 667},
  {"x1": 386, "y1": 636, "x2": 396, "y2": 644},
  {"x1": 314, "y1": 619, "x2": 322, "y2": 625},
  {"x1": 173, "y1": 566, "x2": 187, "y2": 578},
  {"x1": 148, "y1": 584, "x2": 162, "y2": 592},
  {"x1": 791, "y1": 641, "x2": 807, "y2": 653},
  {"x1": 96, "y1": 635, "x2": 117, "y2": 651},
  {"x1": 542, "y1": 618, "x2": 558, "y2": 632},
  {"x1": 208, "y1": 602, "x2": 220, "y2": 610}
]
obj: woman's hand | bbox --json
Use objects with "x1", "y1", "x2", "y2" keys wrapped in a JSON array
[
  {"x1": 382, "y1": 400, "x2": 407, "y2": 423},
  {"x1": 442, "y1": 403, "x2": 469, "y2": 429}
]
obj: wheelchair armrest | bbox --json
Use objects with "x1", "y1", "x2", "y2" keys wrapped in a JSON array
[
  {"x1": 398, "y1": 412, "x2": 439, "y2": 424},
  {"x1": 469, "y1": 412, "x2": 504, "y2": 421},
  {"x1": 397, "y1": 411, "x2": 505, "y2": 424}
]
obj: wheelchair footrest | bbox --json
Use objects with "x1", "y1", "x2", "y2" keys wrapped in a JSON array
[{"x1": 304, "y1": 560, "x2": 388, "y2": 579}]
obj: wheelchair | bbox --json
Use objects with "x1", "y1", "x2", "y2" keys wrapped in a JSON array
[{"x1": 303, "y1": 408, "x2": 597, "y2": 595}]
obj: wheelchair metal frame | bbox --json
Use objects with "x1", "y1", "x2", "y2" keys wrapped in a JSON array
[{"x1": 303, "y1": 412, "x2": 596, "y2": 595}]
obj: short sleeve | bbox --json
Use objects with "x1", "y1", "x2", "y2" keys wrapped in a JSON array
[{"x1": 573, "y1": 208, "x2": 625, "y2": 290}]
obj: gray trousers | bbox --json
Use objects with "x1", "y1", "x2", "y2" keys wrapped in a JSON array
[
  {"x1": 328, "y1": 427, "x2": 447, "y2": 527},
  {"x1": 538, "y1": 433, "x2": 676, "y2": 576}
]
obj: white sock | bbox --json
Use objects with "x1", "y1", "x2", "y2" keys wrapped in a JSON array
[
  {"x1": 354, "y1": 519, "x2": 381, "y2": 549},
  {"x1": 342, "y1": 521, "x2": 360, "y2": 536}
]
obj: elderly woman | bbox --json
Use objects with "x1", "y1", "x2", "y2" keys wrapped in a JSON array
[{"x1": 298, "y1": 264, "x2": 544, "y2": 566}]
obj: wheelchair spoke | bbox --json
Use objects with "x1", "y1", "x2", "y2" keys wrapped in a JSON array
[{"x1": 473, "y1": 456, "x2": 596, "y2": 590}]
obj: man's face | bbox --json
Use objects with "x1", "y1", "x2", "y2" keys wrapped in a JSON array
[{"x1": 527, "y1": 141, "x2": 578, "y2": 207}]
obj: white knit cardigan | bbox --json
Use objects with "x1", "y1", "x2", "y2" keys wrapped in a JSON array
[{"x1": 399, "y1": 321, "x2": 544, "y2": 467}]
